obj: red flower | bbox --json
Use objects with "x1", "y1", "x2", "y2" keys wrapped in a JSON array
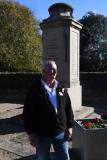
[
  {"x1": 78, "y1": 117, "x2": 107, "y2": 129},
  {"x1": 94, "y1": 118, "x2": 101, "y2": 123},
  {"x1": 83, "y1": 122, "x2": 92, "y2": 129}
]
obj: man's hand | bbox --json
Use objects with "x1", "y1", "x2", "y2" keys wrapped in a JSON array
[
  {"x1": 28, "y1": 134, "x2": 38, "y2": 147},
  {"x1": 66, "y1": 128, "x2": 72, "y2": 141}
]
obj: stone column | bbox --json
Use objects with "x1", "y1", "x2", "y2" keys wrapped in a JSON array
[{"x1": 40, "y1": 3, "x2": 83, "y2": 111}]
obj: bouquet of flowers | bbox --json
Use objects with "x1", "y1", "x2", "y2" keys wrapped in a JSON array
[{"x1": 77, "y1": 118, "x2": 107, "y2": 129}]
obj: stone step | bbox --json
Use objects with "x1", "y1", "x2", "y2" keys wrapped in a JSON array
[{"x1": 74, "y1": 106, "x2": 94, "y2": 119}]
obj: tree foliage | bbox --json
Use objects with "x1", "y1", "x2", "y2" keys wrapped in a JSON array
[
  {"x1": 79, "y1": 12, "x2": 107, "y2": 72},
  {"x1": 0, "y1": 1, "x2": 42, "y2": 72}
]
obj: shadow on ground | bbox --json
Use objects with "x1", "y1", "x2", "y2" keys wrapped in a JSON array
[
  {"x1": 15, "y1": 155, "x2": 36, "y2": 160},
  {"x1": 0, "y1": 114, "x2": 24, "y2": 135},
  {"x1": 0, "y1": 93, "x2": 25, "y2": 104},
  {"x1": 15, "y1": 153, "x2": 55, "y2": 160},
  {"x1": 15, "y1": 149, "x2": 79, "y2": 160}
]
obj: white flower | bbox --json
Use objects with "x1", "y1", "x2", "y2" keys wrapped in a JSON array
[
  {"x1": 62, "y1": 88, "x2": 64, "y2": 93},
  {"x1": 59, "y1": 91, "x2": 63, "y2": 96}
]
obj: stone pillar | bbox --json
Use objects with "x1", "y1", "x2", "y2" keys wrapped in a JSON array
[{"x1": 40, "y1": 3, "x2": 83, "y2": 111}]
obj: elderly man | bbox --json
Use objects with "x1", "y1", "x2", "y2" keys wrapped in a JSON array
[{"x1": 23, "y1": 60, "x2": 74, "y2": 160}]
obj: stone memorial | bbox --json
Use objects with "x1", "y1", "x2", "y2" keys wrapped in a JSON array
[{"x1": 40, "y1": 3, "x2": 83, "y2": 111}]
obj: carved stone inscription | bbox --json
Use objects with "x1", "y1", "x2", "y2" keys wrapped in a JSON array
[
  {"x1": 45, "y1": 30, "x2": 61, "y2": 60},
  {"x1": 44, "y1": 29, "x2": 65, "y2": 83}
]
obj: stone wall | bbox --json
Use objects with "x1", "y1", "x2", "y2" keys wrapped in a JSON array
[
  {"x1": 0, "y1": 72, "x2": 107, "y2": 109},
  {"x1": 80, "y1": 72, "x2": 107, "y2": 109},
  {"x1": 80, "y1": 72, "x2": 107, "y2": 95},
  {"x1": 0, "y1": 72, "x2": 107, "y2": 93},
  {"x1": 0, "y1": 72, "x2": 39, "y2": 93}
]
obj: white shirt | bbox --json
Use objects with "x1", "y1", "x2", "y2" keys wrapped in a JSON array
[{"x1": 41, "y1": 79, "x2": 58, "y2": 113}]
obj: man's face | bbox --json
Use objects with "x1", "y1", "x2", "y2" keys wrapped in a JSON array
[{"x1": 42, "y1": 64, "x2": 57, "y2": 83}]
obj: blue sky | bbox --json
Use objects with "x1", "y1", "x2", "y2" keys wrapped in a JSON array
[{"x1": 15, "y1": 0, "x2": 107, "y2": 21}]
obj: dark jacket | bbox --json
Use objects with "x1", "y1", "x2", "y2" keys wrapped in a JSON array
[{"x1": 23, "y1": 77, "x2": 74, "y2": 138}]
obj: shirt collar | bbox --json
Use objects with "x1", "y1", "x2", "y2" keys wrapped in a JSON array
[{"x1": 41, "y1": 78, "x2": 58, "y2": 92}]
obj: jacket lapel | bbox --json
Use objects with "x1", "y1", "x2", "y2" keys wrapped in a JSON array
[{"x1": 56, "y1": 85, "x2": 63, "y2": 111}]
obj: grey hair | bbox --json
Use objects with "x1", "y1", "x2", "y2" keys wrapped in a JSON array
[{"x1": 42, "y1": 60, "x2": 57, "y2": 71}]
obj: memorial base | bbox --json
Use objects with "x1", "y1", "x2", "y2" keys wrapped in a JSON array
[{"x1": 68, "y1": 85, "x2": 82, "y2": 111}]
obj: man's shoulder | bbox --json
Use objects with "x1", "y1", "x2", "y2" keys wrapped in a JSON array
[{"x1": 28, "y1": 74, "x2": 42, "y2": 91}]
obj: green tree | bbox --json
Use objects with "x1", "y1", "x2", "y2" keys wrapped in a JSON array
[
  {"x1": 0, "y1": 1, "x2": 42, "y2": 72},
  {"x1": 79, "y1": 12, "x2": 107, "y2": 72}
]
